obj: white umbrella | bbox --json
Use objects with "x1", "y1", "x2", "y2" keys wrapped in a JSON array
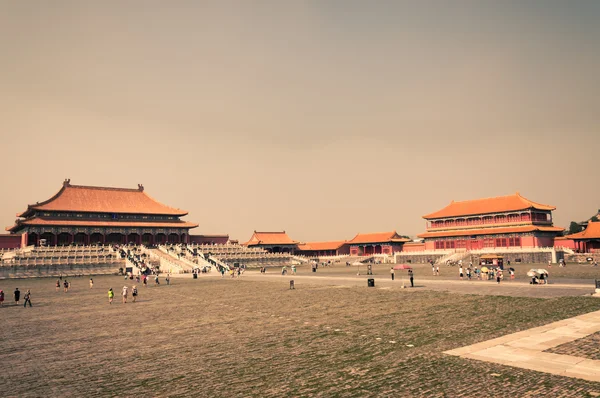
[{"x1": 536, "y1": 269, "x2": 549, "y2": 275}]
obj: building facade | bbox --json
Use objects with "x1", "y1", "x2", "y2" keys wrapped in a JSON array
[
  {"x1": 296, "y1": 241, "x2": 350, "y2": 257},
  {"x1": 243, "y1": 231, "x2": 299, "y2": 253},
  {"x1": 418, "y1": 193, "x2": 564, "y2": 250},
  {"x1": 6, "y1": 180, "x2": 198, "y2": 246},
  {"x1": 347, "y1": 231, "x2": 409, "y2": 256},
  {"x1": 566, "y1": 221, "x2": 600, "y2": 253}
]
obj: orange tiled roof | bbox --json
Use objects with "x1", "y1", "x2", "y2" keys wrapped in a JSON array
[
  {"x1": 244, "y1": 231, "x2": 298, "y2": 246},
  {"x1": 6, "y1": 217, "x2": 198, "y2": 232},
  {"x1": 417, "y1": 225, "x2": 564, "y2": 239},
  {"x1": 18, "y1": 181, "x2": 188, "y2": 217},
  {"x1": 347, "y1": 231, "x2": 410, "y2": 245},
  {"x1": 566, "y1": 221, "x2": 600, "y2": 240},
  {"x1": 296, "y1": 241, "x2": 347, "y2": 251},
  {"x1": 423, "y1": 193, "x2": 555, "y2": 219}
]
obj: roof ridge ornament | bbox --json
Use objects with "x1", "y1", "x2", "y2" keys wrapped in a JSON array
[
  {"x1": 138, "y1": 184, "x2": 144, "y2": 192},
  {"x1": 63, "y1": 178, "x2": 71, "y2": 187}
]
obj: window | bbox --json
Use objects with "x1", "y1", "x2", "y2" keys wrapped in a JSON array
[
  {"x1": 495, "y1": 238, "x2": 507, "y2": 247},
  {"x1": 508, "y1": 237, "x2": 521, "y2": 247}
]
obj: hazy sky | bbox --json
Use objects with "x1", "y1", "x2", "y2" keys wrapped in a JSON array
[{"x1": 1, "y1": 1, "x2": 599, "y2": 242}]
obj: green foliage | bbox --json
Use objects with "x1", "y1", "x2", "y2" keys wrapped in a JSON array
[
  {"x1": 591, "y1": 216, "x2": 599, "y2": 222},
  {"x1": 568, "y1": 221, "x2": 583, "y2": 234}
]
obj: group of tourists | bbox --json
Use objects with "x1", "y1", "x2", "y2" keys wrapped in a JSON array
[
  {"x1": 389, "y1": 267, "x2": 414, "y2": 287},
  {"x1": 0, "y1": 287, "x2": 32, "y2": 307},
  {"x1": 281, "y1": 265, "x2": 296, "y2": 275},
  {"x1": 456, "y1": 264, "x2": 514, "y2": 284},
  {"x1": 108, "y1": 285, "x2": 138, "y2": 304}
]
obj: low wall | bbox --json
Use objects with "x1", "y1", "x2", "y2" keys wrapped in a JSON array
[
  {"x1": 0, "y1": 263, "x2": 121, "y2": 279},
  {"x1": 395, "y1": 253, "x2": 445, "y2": 264},
  {"x1": 189, "y1": 235, "x2": 229, "y2": 245},
  {"x1": 0, "y1": 234, "x2": 25, "y2": 249},
  {"x1": 473, "y1": 252, "x2": 552, "y2": 265},
  {"x1": 565, "y1": 253, "x2": 600, "y2": 264}
]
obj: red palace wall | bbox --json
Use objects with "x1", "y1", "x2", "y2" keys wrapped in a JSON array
[
  {"x1": 402, "y1": 243, "x2": 426, "y2": 252},
  {"x1": 534, "y1": 236, "x2": 555, "y2": 248},
  {"x1": 554, "y1": 238, "x2": 576, "y2": 250},
  {"x1": 0, "y1": 234, "x2": 25, "y2": 249},
  {"x1": 189, "y1": 235, "x2": 229, "y2": 245}
]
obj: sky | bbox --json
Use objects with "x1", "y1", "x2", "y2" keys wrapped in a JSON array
[{"x1": 0, "y1": 1, "x2": 599, "y2": 242}]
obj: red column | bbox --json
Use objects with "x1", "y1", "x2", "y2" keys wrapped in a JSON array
[{"x1": 101, "y1": 234, "x2": 106, "y2": 245}]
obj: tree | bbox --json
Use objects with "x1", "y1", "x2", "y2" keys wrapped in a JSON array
[
  {"x1": 568, "y1": 221, "x2": 583, "y2": 234},
  {"x1": 591, "y1": 216, "x2": 599, "y2": 223}
]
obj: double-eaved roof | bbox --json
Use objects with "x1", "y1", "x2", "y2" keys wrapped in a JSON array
[
  {"x1": 347, "y1": 231, "x2": 409, "y2": 245},
  {"x1": 423, "y1": 193, "x2": 555, "y2": 219},
  {"x1": 418, "y1": 225, "x2": 563, "y2": 239},
  {"x1": 566, "y1": 221, "x2": 600, "y2": 240},
  {"x1": 17, "y1": 181, "x2": 188, "y2": 217},
  {"x1": 244, "y1": 231, "x2": 298, "y2": 246},
  {"x1": 296, "y1": 241, "x2": 347, "y2": 251}
]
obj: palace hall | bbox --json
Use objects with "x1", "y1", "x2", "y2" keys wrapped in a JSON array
[
  {"x1": 417, "y1": 193, "x2": 564, "y2": 250},
  {"x1": 6, "y1": 180, "x2": 198, "y2": 246}
]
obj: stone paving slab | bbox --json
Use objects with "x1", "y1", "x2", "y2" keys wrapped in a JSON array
[{"x1": 445, "y1": 309, "x2": 600, "y2": 382}]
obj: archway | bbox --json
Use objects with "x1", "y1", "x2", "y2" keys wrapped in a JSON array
[
  {"x1": 168, "y1": 233, "x2": 180, "y2": 244},
  {"x1": 74, "y1": 232, "x2": 87, "y2": 245},
  {"x1": 40, "y1": 232, "x2": 56, "y2": 246},
  {"x1": 106, "y1": 233, "x2": 123, "y2": 244},
  {"x1": 127, "y1": 233, "x2": 140, "y2": 245},
  {"x1": 374, "y1": 245, "x2": 382, "y2": 254},
  {"x1": 90, "y1": 233, "x2": 104, "y2": 244},
  {"x1": 156, "y1": 234, "x2": 167, "y2": 245},
  {"x1": 57, "y1": 232, "x2": 71, "y2": 246},
  {"x1": 142, "y1": 233, "x2": 153, "y2": 245},
  {"x1": 28, "y1": 232, "x2": 39, "y2": 246}
]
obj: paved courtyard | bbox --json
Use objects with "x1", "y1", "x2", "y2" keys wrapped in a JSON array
[{"x1": 2, "y1": 271, "x2": 600, "y2": 397}]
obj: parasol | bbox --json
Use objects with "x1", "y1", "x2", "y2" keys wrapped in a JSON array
[{"x1": 481, "y1": 266, "x2": 489, "y2": 273}]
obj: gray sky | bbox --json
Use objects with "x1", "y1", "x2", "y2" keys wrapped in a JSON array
[{"x1": 1, "y1": 1, "x2": 598, "y2": 242}]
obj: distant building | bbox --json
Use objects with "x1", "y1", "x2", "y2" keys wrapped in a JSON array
[
  {"x1": 243, "y1": 231, "x2": 299, "y2": 253},
  {"x1": 296, "y1": 241, "x2": 349, "y2": 257},
  {"x1": 578, "y1": 209, "x2": 600, "y2": 229},
  {"x1": 6, "y1": 179, "x2": 198, "y2": 246},
  {"x1": 346, "y1": 231, "x2": 410, "y2": 256},
  {"x1": 418, "y1": 193, "x2": 564, "y2": 250},
  {"x1": 565, "y1": 221, "x2": 600, "y2": 253}
]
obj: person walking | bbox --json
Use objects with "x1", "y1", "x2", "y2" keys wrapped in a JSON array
[
  {"x1": 108, "y1": 288, "x2": 114, "y2": 304},
  {"x1": 431, "y1": 262, "x2": 436, "y2": 276},
  {"x1": 459, "y1": 266, "x2": 464, "y2": 280},
  {"x1": 390, "y1": 267, "x2": 395, "y2": 281},
  {"x1": 55, "y1": 279, "x2": 60, "y2": 292},
  {"x1": 89, "y1": 278, "x2": 94, "y2": 289},
  {"x1": 292, "y1": 265, "x2": 297, "y2": 275},
  {"x1": 122, "y1": 286, "x2": 128, "y2": 303},
  {"x1": 166, "y1": 274, "x2": 170, "y2": 286},
  {"x1": 436, "y1": 265, "x2": 440, "y2": 276},
  {"x1": 154, "y1": 275, "x2": 159, "y2": 286},
  {"x1": 496, "y1": 271, "x2": 502, "y2": 284},
  {"x1": 23, "y1": 290, "x2": 32, "y2": 308},
  {"x1": 408, "y1": 269, "x2": 414, "y2": 287},
  {"x1": 14, "y1": 288, "x2": 20, "y2": 305},
  {"x1": 63, "y1": 280, "x2": 69, "y2": 293},
  {"x1": 0, "y1": 290, "x2": 4, "y2": 307},
  {"x1": 132, "y1": 286, "x2": 138, "y2": 302}
]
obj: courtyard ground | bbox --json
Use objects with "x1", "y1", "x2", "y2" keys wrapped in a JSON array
[{"x1": 2, "y1": 271, "x2": 600, "y2": 397}]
